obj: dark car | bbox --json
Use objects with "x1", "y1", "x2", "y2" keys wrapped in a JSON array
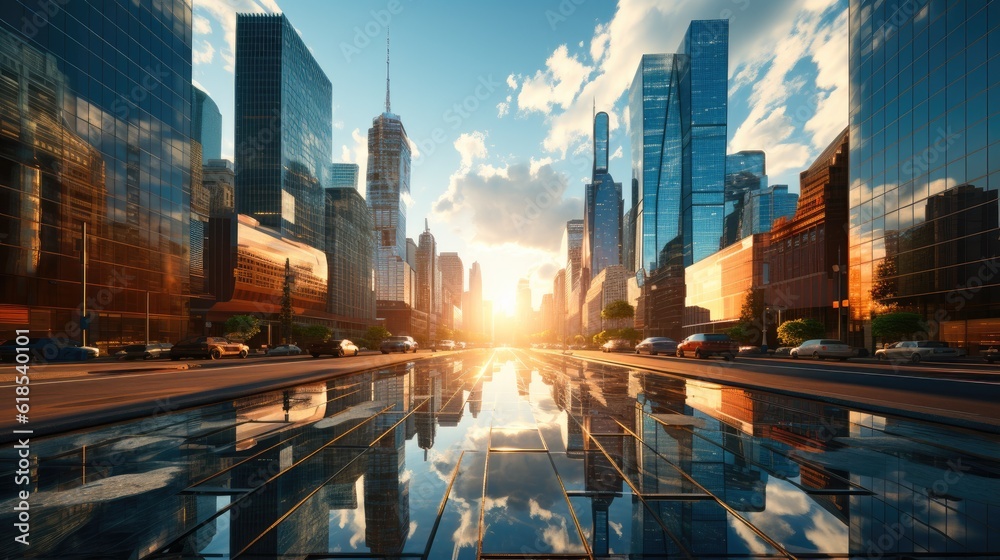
[
  {"x1": 309, "y1": 339, "x2": 359, "y2": 358},
  {"x1": 381, "y1": 336, "x2": 417, "y2": 354},
  {"x1": 119, "y1": 342, "x2": 173, "y2": 360},
  {"x1": 984, "y1": 345, "x2": 1000, "y2": 364},
  {"x1": 0, "y1": 338, "x2": 99, "y2": 362},
  {"x1": 170, "y1": 336, "x2": 248, "y2": 360},
  {"x1": 634, "y1": 336, "x2": 678, "y2": 356},
  {"x1": 676, "y1": 333, "x2": 739, "y2": 360}
]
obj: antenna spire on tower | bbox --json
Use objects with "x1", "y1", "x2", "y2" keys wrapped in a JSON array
[{"x1": 385, "y1": 28, "x2": 391, "y2": 113}]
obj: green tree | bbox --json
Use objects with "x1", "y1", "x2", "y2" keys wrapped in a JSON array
[
  {"x1": 615, "y1": 327, "x2": 642, "y2": 343},
  {"x1": 601, "y1": 300, "x2": 635, "y2": 321},
  {"x1": 279, "y1": 258, "x2": 294, "y2": 343},
  {"x1": 362, "y1": 325, "x2": 392, "y2": 349},
  {"x1": 293, "y1": 324, "x2": 331, "y2": 344},
  {"x1": 592, "y1": 331, "x2": 610, "y2": 346},
  {"x1": 224, "y1": 315, "x2": 261, "y2": 341},
  {"x1": 872, "y1": 312, "x2": 924, "y2": 342},
  {"x1": 777, "y1": 318, "x2": 826, "y2": 347},
  {"x1": 726, "y1": 287, "x2": 766, "y2": 345},
  {"x1": 725, "y1": 324, "x2": 755, "y2": 345}
]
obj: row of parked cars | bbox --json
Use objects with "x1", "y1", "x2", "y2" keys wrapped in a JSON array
[{"x1": 605, "y1": 334, "x2": 741, "y2": 360}]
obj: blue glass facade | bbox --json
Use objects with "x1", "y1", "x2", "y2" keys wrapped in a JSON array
[
  {"x1": 679, "y1": 20, "x2": 729, "y2": 266},
  {"x1": 329, "y1": 162, "x2": 359, "y2": 190},
  {"x1": 0, "y1": 0, "x2": 193, "y2": 350},
  {"x1": 235, "y1": 14, "x2": 331, "y2": 252},
  {"x1": 585, "y1": 174, "x2": 623, "y2": 277},
  {"x1": 739, "y1": 184, "x2": 799, "y2": 239},
  {"x1": 594, "y1": 111, "x2": 609, "y2": 174},
  {"x1": 629, "y1": 54, "x2": 683, "y2": 275},
  {"x1": 192, "y1": 86, "x2": 222, "y2": 162},
  {"x1": 722, "y1": 151, "x2": 767, "y2": 248},
  {"x1": 849, "y1": 0, "x2": 1000, "y2": 352}
]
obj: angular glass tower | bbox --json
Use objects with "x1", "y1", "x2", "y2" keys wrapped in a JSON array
[
  {"x1": 235, "y1": 13, "x2": 332, "y2": 251},
  {"x1": 722, "y1": 151, "x2": 767, "y2": 248},
  {"x1": 678, "y1": 19, "x2": 729, "y2": 266},
  {"x1": 594, "y1": 111, "x2": 610, "y2": 174},
  {"x1": 325, "y1": 187, "x2": 376, "y2": 337},
  {"x1": 739, "y1": 184, "x2": 798, "y2": 239},
  {"x1": 584, "y1": 111, "x2": 623, "y2": 279},
  {"x1": 0, "y1": 0, "x2": 193, "y2": 348},
  {"x1": 368, "y1": 110, "x2": 412, "y2": 303},
  {"x1": 329, "y1": 163, "x2": 360, "y2": 190},
  {"x1": 849, "y1": 0, "x2": 1000, "y2": 352},
  {"x1": 193, "y1": 86, "x2": 223, "y2": 163}
]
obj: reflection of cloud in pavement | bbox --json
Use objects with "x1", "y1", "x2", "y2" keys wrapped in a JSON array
[
  {"x1": 1, "y1": 467, "x2": 182, "y2": 509},
  {"x1": 730, "y1": 478, "x2": 848, "y2": 554}
]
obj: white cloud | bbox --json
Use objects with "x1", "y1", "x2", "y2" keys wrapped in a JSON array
[
  {"x1": 610, "y1": 146, "x2": 623, "y2": 160},
  {"x1": 506, "y1": 74, "x2": 518, "y2": 89},
  {"x1": 193, "y1": 14, "x2": 212, "y2": 35},
  {"x1": 194, "y1": 0, "x2": 281, "y2": 73},
  {"x1": 516, "y1": 45, "x2": 593, "y2": 116},
  {"x1": 454, "y1": 131, "x2": 488, "y2": 171},
  {"x1": 804, "y1": 8, "x2": 850, "y2": 149},
  {"x1": 496, "y1": 96, "x2": 511, "y2": 118},
  {"x1": 192, "y1": 40, "x2": 215, "y2": 64},
  {"x1": 339, "y1": 127, "x2": 368, "y2": 193}
]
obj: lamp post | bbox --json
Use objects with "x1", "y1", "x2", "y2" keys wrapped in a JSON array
[
  {"x1": 833, "y1": 248, "x2": 844, "y2": 342},
  {"x1": 761, "y1": 305, "x2": 769, "y2": 353},
  {"x1": 145, "y1": 291, "x2": 149, "y2": 345}
]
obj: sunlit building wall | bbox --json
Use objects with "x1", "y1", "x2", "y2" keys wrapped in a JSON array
[
  {"x1": 192, "y1": 86, "x2": 222, "y2": 163},
  {"x1": 325, "y1": 187, "x2": 376, "y2": 339},
  {"x1": 849, "y1": 0, "x2": 1000, "y2": 353},
  {"x1": 203, "y1": 159, "x2": 236, "y2": 218},
  {"x1": 683, "y1": 234, "x2": 768, "y2": 337},
  {"x1": 584, "y1": 265, "x2": 628, "y2": 335},
  {"x1": 0, "y1": 3, "x2": 193, "y2": 349}
]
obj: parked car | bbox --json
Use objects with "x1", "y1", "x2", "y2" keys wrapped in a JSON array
[
  {"x1": 601, "y1": 339, "x2": 633, "y2": 353},
  {"x1": 119, "y1": 342, "x2": 173, "y2": 360},
  {"x1": 676, "y1": 333, "x2": 738, "y2": 360},
  {"x1": 267, "y1": 344, "x2": 302, "y2": 356},
  {"x1": 790, "y1": 339, "x2": 853, "y2": 360},
  {"x1": 309, "y1": 339, "x2": 359, "y2": 358},
  {"x1": 381, "y1": 336, "x2": 417, "y2": 354},
  {"x1": 875, "y1": 340, "x2": 962, "y2": 363},
  {"x1": 983, "y1": 345, "x2": 1000, "y2": 364},
  {"x1": 0, "y1": 338, "x2": 99, "y2": 362},
  {"x1": 438, "y1": 339, "x2": 456, "y2": 350},
  {"x1": 634, "y1": 337, "x2": 678, "y2": 356},
  {"x1": 170, "y1": 337, "x2": 248, "y2": 360}
]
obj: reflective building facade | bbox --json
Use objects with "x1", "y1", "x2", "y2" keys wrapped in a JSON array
[
  {"x1": 368, "y1": 105, "x2": 413, "y2": 306},
  {"x1": 739, "y1": 184, "x2": 799, "y2": 239},
  {"x1": 722, "y1": 151, "x2": 767, "y2": 248},
  {"x1": 329, "y1": 162, "x2": 359, "y2": 190},
  {"x1": 848, "y1": 0, "x2": 1000, "y2": 352},
  {"x1": 192, "y1": 86, "x2": 222, "y2": 162},
  {"x1": 584, "y1": 111, "x2": 623, "y2": 280},
  {"x1": 325, "y1": 187, "x2": 376, "y2": 338},
  {"x1": 235, "y1": 14, "x2": 331, "y2": 251},
  {"x1": 0, "y1": 0, "x2": 193, "y2": 350}
]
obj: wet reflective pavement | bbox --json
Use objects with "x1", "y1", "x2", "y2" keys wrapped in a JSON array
[{"x1": 2, "y1": 349, "x2": 999, "y2": 559}]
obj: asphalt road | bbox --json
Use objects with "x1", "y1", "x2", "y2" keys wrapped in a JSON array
[{"x1": 3, "y1": 347, "x2": 999, "y2": 442}]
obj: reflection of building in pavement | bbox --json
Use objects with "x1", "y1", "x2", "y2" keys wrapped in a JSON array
[{"x1": 364, "y1": 425, "x2": 409, "y2": 554}]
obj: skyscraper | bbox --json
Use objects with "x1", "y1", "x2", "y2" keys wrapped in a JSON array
[
  {"x1": 325, "y1": 187, "x2": 377, "y2": 338},
  {"x1": 563, "y1": 219, "x2": 585, "y2": 336},
  {"x1": 467, "y1": 262, "x2": 483, "y2": 337},
  {"x1": 584, "y1": 111, "x2": 623, "y2": 280},
  {"x1": 192, "y1": 86, "x2": 223, "y2": 163},
  {"x1": 0, "y1": 1, "x2": 194, "y2": 348},
  {"x1": 848, "y1": 1, "x2": 1000, "y2": 354},
  {"x1": 330, "y1": 163, "x2": 360, "y2": 190},
  {"x1": 722, "y1": 151, "x2": 767, "y2": 248},
  {"x1": 416, "y1": 222, "x2": 440, "y2": 340},
  {"x1": 739, "y1": 185, "x2": 798, "y2": 240},
  {"x1": 679, "y1": 19, "x2": 729, "y2": 266},
  {"x1": 439, "y1": 252, "x2": 465, "y2": 310},
  {"x1": 235, "y1": 13, "x2": 332, "y2": 251}
]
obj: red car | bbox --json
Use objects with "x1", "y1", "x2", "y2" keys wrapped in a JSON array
[{"x1": 675, "y1": 333, "x2": 738, "y2": 361}]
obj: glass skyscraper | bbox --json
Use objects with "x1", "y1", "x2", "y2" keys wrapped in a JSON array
[
  {"x1": 192, "y1": 86, "x2": 222, "y2": 163},
  {"x1": 585, "y1": 111, "x2": 623, "y2": 279},
  {"x1": 325, "y1": 187, "x2": 376, "y2": 338},
  {"x1": 329, "y1": 162, "x2": 360, "y2": 190},
  {"x1": 235, "y1": 14, "x2": 332, "y2": 252},
  {"x1": 679, "y1": 19, "x2": 729, "y2": 266},
  {"x1": 594, "y1": 110, "x2": 609, "y2": 174},
  {"x1": 722, "y1": 151, "x2": 767, "y2": 248},
  {"x1": 849, "y1": 0, "x2": 1000, "y2": 352},
  {"x1": 0, "y1": 0, "x2": 193, "y2": 350},
  {"x1": 739, "y1": 185, "x2": 799, "y2": 239},
  {"x1": 368, "y1": 106, "x2": 412, "y2": 304}
]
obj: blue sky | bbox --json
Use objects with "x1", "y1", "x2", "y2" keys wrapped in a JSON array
[{"x1": 192, "y1": 0, "x2": 849, "y2": 314}]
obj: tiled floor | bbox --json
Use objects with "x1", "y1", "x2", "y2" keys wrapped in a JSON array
[{"x1": 2, "y1": 348, "x2": 999, "y2": 559}]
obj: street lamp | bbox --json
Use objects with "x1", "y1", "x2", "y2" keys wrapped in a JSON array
[{"x1": 832, "y1": 259, "x2": 845, "y2": 342}]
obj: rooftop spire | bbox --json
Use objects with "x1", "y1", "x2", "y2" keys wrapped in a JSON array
[
  {"x1": 425, "y1": 218, "x2": 429, "y2": 232},
  {"x1": 385, "y1": 28, "x2": 391, "y2": 113}
]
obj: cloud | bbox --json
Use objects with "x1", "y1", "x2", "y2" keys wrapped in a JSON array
[
  {"x1": 454, "y1": 131, "x2": 488, "y2": 171},
  {"x1": 433, "y1": 160, "x2": 581, "y2": 252},
  {"x1": 194, "y1": 0, "x2": 281, "y2": 72},
  {"x1": 506, "y1": 74, "x2": 518, "y2": 89},
  {"x1": 496, "y1": 95, "x2": 511, "y2": 118},
  {"x1": 192, "y1": 40, "x2": 215, "y2": 64},
  {"x1": 610, "y1": 145, "x2": 623, "y2": 160},
  {"x1": 339, "y1": 127, "x2": 368, "y2": 193},
  {"x1": 193, "y1": 14, "x2": 212, "y2": 35},
  {"x1": 516, "y1": 45, "x2": 593, "y2": 116}
]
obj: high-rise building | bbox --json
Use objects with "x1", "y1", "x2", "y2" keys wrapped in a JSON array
[
  {"x1": 467, "y1": 261, "x2": 483, "y2": 337},
  {"x1": 0, "y1": 1, "x2": 193, "y2": 349},
  {"x1": 416, "y1": 221, "x2": 440, "y2": 340},
  {"x1": 235, "y1": 13, "x2": 332, "y2": 251},
  {"x1": 329, "y1": 163, "x2": 360, "y2": 190},
  {"x1": 739, "y1": 185, "x2": 798, "y2": 239},
  {"x1": 325, "y1": 187, "x2": 376, "y2": 338},
  {"x1": 193, "y1": 86, "x2": 223, "y2": 163},
  {"x1": 563, "y1": 219, "x2": 585, "y2": 336},
  {"x1": 553, "y1": 270, "x2": 567, "y2": 342},
  {"x1": 678, "y1": 20, "x2": 729, "y2": 266},
  {"x1": 439, "y1": 252, "x2": 465, "y2": 311},
  {"x1": 722, "y1": 151, "x2": 767, "y2": 248},
  {"x1": 848, "y1": 1, "x2": 1000, "y2": 354},
  {"x1": 584, "y1": 112, "x2": 623, "y2": 280},
  {"x1": 203, "y1": 159, "x2": 236, "y2": 218}
]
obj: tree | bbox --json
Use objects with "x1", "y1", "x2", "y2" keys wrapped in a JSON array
[
  {"x1": 279, "y1": 258, "x2": 294, "y2": 343},
  {"x1": 616, "y1": 327, "x2": 642, "y2": 343},
  {"x1": 362, "y1": 325, "x2": 392, "y2": 349},
  {"x1": 224, "y1": 315, "x2": 261, "y2": 341},
  {"x1": 726, "y1": 287, "x2": 766, "y2": 345},
  {"x1": 601, "y1": 300, "x2": 635, "y2": 321},
  {"x1": 872, "y1": 312, "x2": 924, "y2": 342},
  {"x1": 293, "y1": 324, "x2": 331, "y2": 344},
  {"x1": 725, "y1": 324, "x2": 755, "y2": 345},
  {"x1": 777, "y1": 318, "x2": 826, "y2": 347}
]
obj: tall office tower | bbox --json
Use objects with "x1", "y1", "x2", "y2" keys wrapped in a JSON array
[
  {"x1": 203, "y1": 159, "x2": 236, "y2": 217},
  {"x1": 467, "y1": 262, "x2": 483, "y2": 336},
  {"x1": 193, "y1": 86, "x2": 223, "y2": 163},
  {"x1": 679, "y1": 19, "x2": 729, "y2": 266},
  {"x1": 329, "y1": 163, "x2": 360, "y2": 190},
  {"x1": 629, "y1": 53, "x2": 684, "y2": 275},
  {"x1": 439, "y1": 252, "x2": 465, "y2": 310},
  {"x1": 848, "y1": 1, "x2": 1000, "y2": 354},
  {"x1": 0, "y1": 1, "x2": 193, "y2": 348},
  {"x1": 584, "y1": 111, "x2": 624, "y2": 279},
  {"x1": 563, "y1": 219, "x2": 585, "y2": 336},
  {"x1": 516, "y1": 278, "x2": 532, "y2": 325},
  {"x1": 235, "y1": 13, "x2": 332, "y2": 251},
  {"x1": 553, "y1": 269, "x2": 567, "y2": 341},
  {"x1": 738, "y1": 184, "x2": 798, "y2": 239},
  {"x1": 368, "y1": 36, "x2": 414, "y2": 306},
  {"x1": 325, "y1": 187, "x2": 376, "y2": 338},
  {"x1": 722, "y1": 151, "x2": 767, "y2": 248},
  {"x1": 416, "y1": 221, "x2": 439, "y2": 339}
]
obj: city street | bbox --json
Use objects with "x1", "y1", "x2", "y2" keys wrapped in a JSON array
[{"x1": 1, "y1": 348, "x2": 997, "y2": 558}]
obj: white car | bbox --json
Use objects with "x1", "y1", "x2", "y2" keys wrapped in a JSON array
[
  {"x1": 875, "y1": 341, "x2": 962, "y2": 364},
  {"x1": 438, "y1": 339, "x2": 456, "y2": 350},
  {"x1": 790, "y1": 339, "x2": 853, "y2": 360}
]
